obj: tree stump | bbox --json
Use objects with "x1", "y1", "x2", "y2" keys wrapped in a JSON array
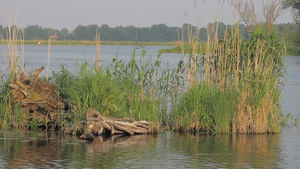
[
  {"x1": 80, "y1": 108, "x2": 157, "y2": 140},
  {"x1": 8, "y1": 67, "x2": 65, "y2": 127}
]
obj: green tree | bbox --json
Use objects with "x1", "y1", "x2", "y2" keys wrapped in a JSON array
[
  {"x1": 58, "y1": 28, "x2": 70, "y2": 40},
  {"x1": 125, "y1": 25, "x2": 138, "y2": 41},
  {"x1": 100, "y1": 24, "x2": 112, "y2": 41},
  {"x1": 24, "y1": 25, "x2": 43, "y2": 40},
  {"x1": 113, "y1": 26, "x2": 127, "y2": 41},
  {"x1": 0, "y1": 25, "x2": 3, "y2": 39},
  {"x1": 73, "y1": 25, "x2": 90, "y2": 40},
  {"x1": 87, "y1": 24, "x2": 100, "y2": 40},
  {"x1": 41, "y1": 28, "x2": 58, "y2": 40},
  {"x1": 283, "y1": 1, "x2": 300, "y2": 45},
  {"x1": 283, "y1": 0, "x2": 300, "y2": 23}
]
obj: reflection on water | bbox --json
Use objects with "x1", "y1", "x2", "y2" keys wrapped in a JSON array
[
  {"x1": 0, "y1": 131, "x2": 159, "y2": 168},
  {"x1": 164, "y1": 133, "x2": 281, "y2": 168},
  {"x1": 0, "y1": 131, "x2": 285, "y2": 168}
]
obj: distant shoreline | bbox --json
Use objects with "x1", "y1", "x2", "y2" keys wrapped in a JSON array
[
  {"x1": 1, "y1": 40, "x2": 298, "y2": 55},
  {"x1": 0, "y1": 40, "x2": 176, "y2": 46}
]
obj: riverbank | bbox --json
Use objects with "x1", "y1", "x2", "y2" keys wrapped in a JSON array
[
  {"x1": 0, "y1": 40, "x2": 176, "y2": 46},
  {"x1": 158, "y1": 42, "x2": 300, "y2": 56},
  {"x1": 286, "y1": 43, "x2": 300, "y2": 55}
]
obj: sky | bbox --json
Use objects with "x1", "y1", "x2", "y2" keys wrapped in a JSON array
[{"x1": 0, "y1": 0, "x2": 294, "y2": 30}]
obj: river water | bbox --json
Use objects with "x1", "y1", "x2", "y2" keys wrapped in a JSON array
[{"x1": 0, "y1": 45, "x2": 299, "y2": 168}]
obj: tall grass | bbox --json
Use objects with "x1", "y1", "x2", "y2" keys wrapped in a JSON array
[
  {"x1": 168, "y1": 23, "x2": 286, "y2": 134},
  {"x1": 5, "y1": 19, "x2": 24, "y2": 73},
  {"x1": 0, "y1": 70, "x2": 25, "y2": 129},
  {"x1": 0, "y1": 13, "x2": 26, "y2": 129},
  {"x1": 169, "y1": 83, "x2": 238, "y2": 133},
  {"x1": 51, "y1": 48, "x2": 173, "y2": 130}
]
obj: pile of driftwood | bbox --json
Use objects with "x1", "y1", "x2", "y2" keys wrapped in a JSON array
[
  {"x1": 8, "y1": 67, "x2": 65, "y2": 127},
  {"x1": 80, "y1": 109, "x2": 155, "y2": 140}
]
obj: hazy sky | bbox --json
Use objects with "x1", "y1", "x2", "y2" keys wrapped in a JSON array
[{"x1": 0, "y1": 0, "x2": 294, "y2": 30}]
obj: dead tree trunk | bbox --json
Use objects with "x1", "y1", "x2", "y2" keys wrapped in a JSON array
[{"x1": 80, "y1": 108, "x2": 157, "y2": 140}]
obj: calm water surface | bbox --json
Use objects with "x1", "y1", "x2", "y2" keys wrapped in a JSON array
[
  {"x1": 0, "y1": 45, "x2": 299, "y2": 168},
  {"x1": 0, "y1": 45, "x2": 181, "y2": 75}
]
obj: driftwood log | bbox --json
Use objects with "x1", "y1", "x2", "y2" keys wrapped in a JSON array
[
  {"x1": 80, "y1": 108, "x2": 156, "y2": 140},
  {"x1": 8, "y1": 67, "x2": 65, "y2": 126}
]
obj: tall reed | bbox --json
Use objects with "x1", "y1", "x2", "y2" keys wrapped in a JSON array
[
  {"x1": 169, "y1": 23, "x2": 286, "y2": 134},
  {"x1": 46, "y1": 31, "x2": 52, "y2": 80},
  {"x1": 0, "y1": 12, "x2": 26, "y2": 129},
  {"x1": 5, "y1": 16, "x2": 24, "y2": 73},
  {"x1": 95, "y1": 29, "x2": 101, "y2": 71}
]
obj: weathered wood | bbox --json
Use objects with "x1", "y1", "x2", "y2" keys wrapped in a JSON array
[
  {"x1": 80, "y1": 108, "x2": 155, "y2": 140},
  {"x1": 100, "y1": 121, "x2": 111, "y2": 130},
  {"x1": 8, "y1": 67, "x2": 66, "y2": 128},
  {"x1": 113, "y1": 124, "x2": 134, "y2": 136}
]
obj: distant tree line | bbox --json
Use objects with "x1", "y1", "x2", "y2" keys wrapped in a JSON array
[
  {"x1": 0, "y1": 22, "x2": 247, "y2": 42},
  {"x1": 0, "y1": 22, "x2": 298, "y2": 44}
]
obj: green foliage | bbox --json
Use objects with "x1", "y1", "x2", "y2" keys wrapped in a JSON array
[
  {"x1": 0, "y1": 23, "x2": 291, "y2": 134},
  {"x1": 168, "y1": 24, "x2": 287, "y2": 134},
  {"x1": 158, "y1": 43, "x2": 206, "y2": 54},
  {"x1": 108, "y1": 48, "x2": 168, "y2": 122},
  {"x1": 283, "y1": 0, "x2": 300, "y2": 23},
  {"x1": 52, "y1": 47, "x2": 170, "y2": 126},
  {"x1": 169, "y1": 83, "x2": 238, "y2": 133},
  {"x1": 0, "y1": 71, "x2": 25, "y2": 129},
  {"x1": 28, "y1": 116, "x2": 39, "y2": 130},
  {"x1": 0, "y1": 22, "x2": 249, "y2": 42},
  {"x1": 228, "y1": 26, "x2": 286, "y2": 133},
  {"x1": 23, "y1": 25, "x2": 59, "y2": 40},
  {"x1": 2, "y1": 22, "x2": 300, "y2": 47},
  {"x1": 276, "y1": 23, "x2": 300, "y2": 45},
  {"x1": 286, "y1": 43, "x2": 300, "y2": 55},
  {"x1": 52, "y1": 63, "x2": 125, "y2": 122}
]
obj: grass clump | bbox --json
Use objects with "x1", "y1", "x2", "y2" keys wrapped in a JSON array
[
  {"x1": 52, "y1": 64, "x2": 125, "y2": 122},
  {"x1": 169, "y1": 83, "x2": 238, "y2": 133}
]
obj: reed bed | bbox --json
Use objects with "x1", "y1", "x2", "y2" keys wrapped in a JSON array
[
  {"x1": 0, "y1": 22, "x2": 287, "y2": 134},
  {"x1": 168, "y1": 24, "x2": 286, "y2": 134}
]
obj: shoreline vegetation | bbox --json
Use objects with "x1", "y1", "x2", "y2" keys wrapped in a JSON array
[
  {"x1": 1, "y1": 0, "x2": 299, "y2": 136},
  {"x1": 1, "y1": 23, "x2": 296, "y2": 136},
  {"x1": 158, "y1": 42, "x2": 300, "y2": 56},
  {"x1": 0, "y1": 39, "x2": 299, "y2": 56}
]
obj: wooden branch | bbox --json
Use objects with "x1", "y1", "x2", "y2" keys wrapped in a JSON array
[
  {"x1": 30, "y1": 66, "x2": 44, "y2": 82},
  {"x1": 80, "y1": 108, "x2": 155, "y2": 140}
]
